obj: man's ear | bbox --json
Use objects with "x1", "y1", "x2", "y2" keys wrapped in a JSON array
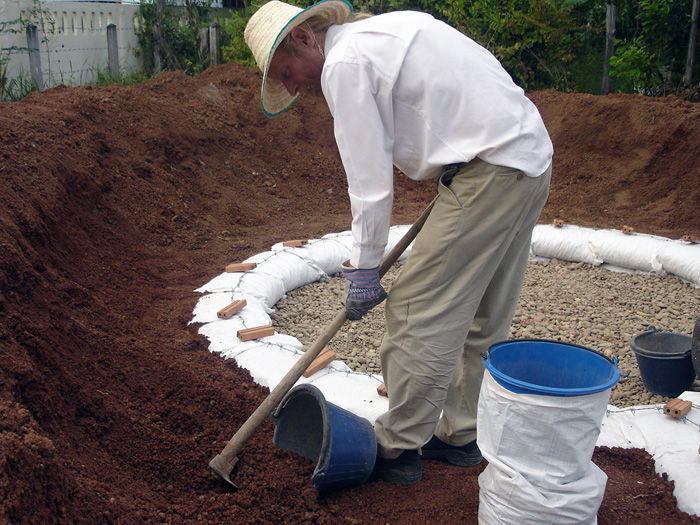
[{"x1": 289, "y1": 26, "x2": 313, "y2": 48}]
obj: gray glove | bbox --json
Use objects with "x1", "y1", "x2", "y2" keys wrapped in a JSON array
[{"x1": 341, "y1": 262, "x2": 387, "y2": 320}]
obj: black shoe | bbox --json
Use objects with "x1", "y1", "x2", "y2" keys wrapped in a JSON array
[
  {"x1": 422, "y1": 435, "x2": 483, "y2": 467},
  {"x1": 371, "y1": 450, "x2": 422, "y2": 485}
]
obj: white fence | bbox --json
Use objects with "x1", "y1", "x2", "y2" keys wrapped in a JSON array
[{"x1": 1, "y1": 0, "x2": 142, "y2": 89}]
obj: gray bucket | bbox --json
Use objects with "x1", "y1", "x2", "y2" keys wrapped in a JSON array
[{"x1": 631, "y1": 326, "x2": 695, "y2": 397}]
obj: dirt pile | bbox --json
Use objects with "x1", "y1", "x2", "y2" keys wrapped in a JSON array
[
  {"x1": 531, "y1": 90, "x2": 700, "y2": 237},
  {"x1": 0, "y1": 62, "x2": 698, "y2": 523}
]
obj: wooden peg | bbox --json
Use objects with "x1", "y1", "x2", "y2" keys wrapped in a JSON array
[
  {"x1": 225, "y1": 262, "x2": 257, "y2": 273},
  {"x1": 237, "y1": 325, "x2": 275, "y2": 341},
  {"x1": 303, "y1": 347, "x2": 336, "y2": 378},
  {"x1": 552, "y1": 218, "x2": 565, "y2": 228},
  {"x1": 622, "y1": 225, "x2": 635, "y2": 235},
  {"x1": 282, "y1": 239, "x2": 308, "y2": 248},
  {"x1": 377, "y1": 383, "x2": 388, "y2": 397},
  {"x1": 217, "y1": 299, "x2": 247, "y2": 319}
]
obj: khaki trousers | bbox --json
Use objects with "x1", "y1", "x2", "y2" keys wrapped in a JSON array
[{"x1": 374, "y1": 158, "x2": 551, "y2": 458}]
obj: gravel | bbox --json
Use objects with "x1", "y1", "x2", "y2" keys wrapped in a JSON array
[{"x1": 272, "y1": 259, "x2": 700, "y2": 407}]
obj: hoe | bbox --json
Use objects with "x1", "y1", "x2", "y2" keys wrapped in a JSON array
[{"x1": 209, "y1": 196, "x2": 438, "y2": 487}]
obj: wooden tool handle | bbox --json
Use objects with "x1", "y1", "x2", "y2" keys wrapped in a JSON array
[{"x1": 209, "y1": 196, "x2": 438, "y2": 485}]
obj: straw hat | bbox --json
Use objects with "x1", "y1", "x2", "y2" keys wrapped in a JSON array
[{"x1": 244, "y1": 0, "x2": 353, "y2": 117}]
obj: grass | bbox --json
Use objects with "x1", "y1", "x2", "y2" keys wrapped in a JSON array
[
  {"x1": 0, "y1": 72, "x2": 36, "y2": 101},
  {"x1": 95, "y1": 68, "x2": 150, "y2": 87}
]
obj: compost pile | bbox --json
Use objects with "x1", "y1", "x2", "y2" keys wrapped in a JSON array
[{"x1": 1, "y1": 63, "x2": 699, "y2": 524}]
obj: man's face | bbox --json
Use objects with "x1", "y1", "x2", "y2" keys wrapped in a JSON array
[{"x1": 268, "y1": 28, "x2": 324, "y2": 96}]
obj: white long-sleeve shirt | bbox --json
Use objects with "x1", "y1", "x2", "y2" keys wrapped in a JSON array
[{"x1": 321, "y1": 11, "x2": 553, "y2": 268}]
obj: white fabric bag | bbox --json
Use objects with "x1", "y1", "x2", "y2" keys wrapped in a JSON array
[
  {"x1": 657, "y1": 241, "x2": 700, "y2": 287},
  {"x1": 530, "y1": 224, "x2": 602, "y2": 265},
  {"x1": 588, "y1": 229, "x2": 667, "y2": 274},
  {"x1": 477, "y1": 371, "x2": 611, "y2": 524}
]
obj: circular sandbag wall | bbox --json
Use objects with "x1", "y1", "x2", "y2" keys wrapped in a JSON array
[{"x1": 273, "y1": 259, "x2": 699, "y2": 407}]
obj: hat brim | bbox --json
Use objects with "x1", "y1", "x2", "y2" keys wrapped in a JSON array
[{"x1": 261, "y1": 0, "x2": 353, "y2": 118}]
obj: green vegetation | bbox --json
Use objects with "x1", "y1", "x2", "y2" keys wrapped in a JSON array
[
  {"x1": 135, "y1": 0, "x2": 214, "y2": 75},
  {"x1": 0, "y1": 0, "x2": 54, "y2": 100},
  {"x1": 95, "y1": 68, "x2": 151, "y2": 87},
  {"x1": 218, "y1": 0, "x2": 699, "y2": 96},
  {"x1": 608, "y1": 0, "x2": 696, "y2": 94},
  {"x1": 2, "y1": 0, "x2": 698, "y2": 99},
  {"x1": 0, "y1": 71, "x2": 36, "y2": 101},
  {"x1": 217, "y1": 5, "x2": 256, "y2": 67}
]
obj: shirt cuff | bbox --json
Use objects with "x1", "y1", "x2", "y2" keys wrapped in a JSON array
[{"x1": 350, "y1": 245, "x2": 386, "y2": 269}]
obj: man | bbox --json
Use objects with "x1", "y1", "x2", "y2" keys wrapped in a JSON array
[{"x1": 245, "y1": 0, "x2": 553, "y2": 485}]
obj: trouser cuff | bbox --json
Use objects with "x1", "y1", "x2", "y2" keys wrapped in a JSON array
[{"x1": 377, "y1": 442, "x2": 411, "y2": 460}]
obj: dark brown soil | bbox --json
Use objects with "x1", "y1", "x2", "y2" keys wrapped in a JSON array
[{"x1": 1, "y1": 63, "x2": 698, "y2": 524}]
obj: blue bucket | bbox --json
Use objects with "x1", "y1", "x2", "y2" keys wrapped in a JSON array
[
  {"x1": 272, "y1": 384, "x2": 377, "y2": 495},
  {"x1": 483, "y1": 339, "x2": 620, "y2": 396}
]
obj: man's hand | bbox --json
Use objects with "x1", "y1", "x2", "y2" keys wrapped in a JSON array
[{"x1": 341, "y1": 261, "x2": 387, "y2": 320}]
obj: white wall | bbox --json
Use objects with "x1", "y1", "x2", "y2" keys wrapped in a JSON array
[{"x1": 2, "y1": 0, "x2": 142, "y2": 88}]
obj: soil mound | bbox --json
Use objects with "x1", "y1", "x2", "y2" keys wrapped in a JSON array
[
  {"x1": 531, "y1": 90, "x2": 700, "y2": 237},
  {"x1": 0, "y1": 62, "x2": 698, "y2": 523}
]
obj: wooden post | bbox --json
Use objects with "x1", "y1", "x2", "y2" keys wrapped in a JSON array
[
  {"x1": 154, "y1": 0, "x2": 165, "y2": 72},
  {"x1": 26, "y1": 24, "x2": 43, "y2": 91},
  {"x1": 209, "y1": 24, "x2": 220, "y2": 66},
  {"x1": 684, "y1": 0, "x2": 699, "y2": 85},
  {"x1": 107, "y1": 24, "x2": 120, "y2": 79},
  {"x1": 199, "y1": 26, "x2": 209, "y2": 66},
  {"x1": 152, "y1": 26, "x2": 162, "y2": 73},
  {"x1": 601, "y1": 3, "x2": 616, "y2": 95}
]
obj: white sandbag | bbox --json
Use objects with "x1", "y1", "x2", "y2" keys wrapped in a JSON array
[
  {"x1": 190, "y1": 293, "x2": 268, "y2": 324},
  {"x1": 256, "y1": 250, "x2": 326, "y2": 293},
  {"x1": 197, "y1": 308, "x2": 274, "y2": 352},
  {"x1": 477, "y1": 371, "x2": 609, "y2": 524},
  {"x1": 268, "y1": 238, "x2": 354, "y2": 276},
  {"x1": 656, "y1": 241, "x2": 700, "y2": 287},
  {"x1": 263, "y1": 226, "x2": 414, "y2": 277},
  {"x1": 195, "y1": 269, "x2": 286, "y2": 305},
  {"x1": 589, "y1": 229, "x2": 667, "y2": 274},
  {"x1": 597, "y1": 392, "x2": 700, "y2": 516},
  {"x1": 320, "y1": 230, "x2": 354, "y2": 247},
  {"x1": 229, "y1": 333, "x2": 305, "y2": 388},
  {"x1": 294, "y1": 239, "x2": 352, "y2": 275},
  {"x1": 530, "y1": 224, "x2": 602, "y2": 265},
  {"x1": 305, "y1": 371, "x2": 389, "y2": 423},
  {"x1": 316, "y1": 226, "x2": 415, "y2": 270}
]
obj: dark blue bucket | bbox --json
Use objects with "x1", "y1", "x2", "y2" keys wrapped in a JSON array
[
  {"x1": 631, "y1": 327, "x2": 695, "y2": 397},
  {"x1": 272, "y1": 384, "x2": 377, "y2": 495},
  {"x1": 483, "y1": 339, "x2": 620, "y2": 396}
]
